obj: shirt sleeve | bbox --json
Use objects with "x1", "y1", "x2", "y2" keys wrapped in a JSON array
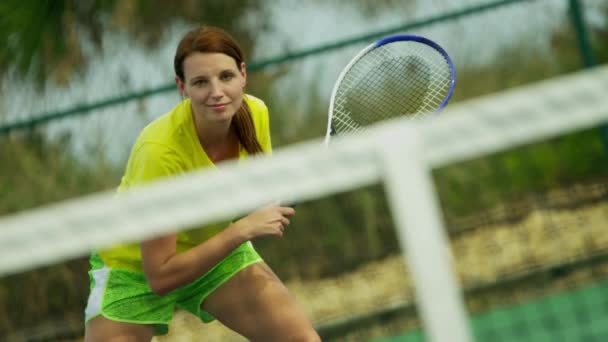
[
  {"x1": 258, "y1": 102, "x2": 272, "y2": 155},
  {"x1": 122, "y1": 142, "x2": 185, "y2": 189},
  {"x1": 246, "y1": 95, "x2": 272, "y2": 155}
]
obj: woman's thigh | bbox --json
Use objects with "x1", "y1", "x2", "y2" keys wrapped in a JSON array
[
  {"x1": 201, "y1": 262, "x2": 320, "y2": 342},
  {"x1": 85, "y1": 315, "x2": 155, "y2": 342}
]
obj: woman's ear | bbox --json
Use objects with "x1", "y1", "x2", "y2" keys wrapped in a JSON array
[
  {"x1": 175, "y1": 76, "x2": 187, "y2": 98},
  {"x1": 240, "y1": 62, "x2": 247, "y2": 87}
]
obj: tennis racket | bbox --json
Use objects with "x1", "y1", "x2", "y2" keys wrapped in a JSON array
[{"x1": 324, "y1": 34, "x2": 455, "y2": 144}]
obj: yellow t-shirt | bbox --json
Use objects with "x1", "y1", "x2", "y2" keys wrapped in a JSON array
[{"x1": 98, "y1": 94, "x2": 272, "y2": 270}]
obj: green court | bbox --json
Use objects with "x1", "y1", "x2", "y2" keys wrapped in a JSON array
[{"x1": 374, "y1": 280, "x2": 608, "y2": 342}]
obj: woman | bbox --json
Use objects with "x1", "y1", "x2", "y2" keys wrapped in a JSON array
[{"x1": 84, "y1": 25, "x2": 320, "y2": 342}]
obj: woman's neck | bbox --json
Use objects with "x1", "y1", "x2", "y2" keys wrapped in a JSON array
[
  {"x1": 192, "y1": 113, "x2": 238, "y2": 162},
  {"x1": 193, "y1": 113, "x2": 231, "y2": 145}
]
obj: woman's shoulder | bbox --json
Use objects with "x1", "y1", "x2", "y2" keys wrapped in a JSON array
[
  {"x1": 136, "y1": 100, "x2": 191, "y2": 149},
  {"x1": 244, "y1": 94, "x2": 268, "y2": 116}
]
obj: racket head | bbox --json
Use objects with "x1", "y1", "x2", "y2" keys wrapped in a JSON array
[{"x1": 325, "y1": 34, "x2": 455, "y2": 143}]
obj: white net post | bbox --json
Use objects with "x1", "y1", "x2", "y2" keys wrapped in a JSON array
[{"x1": 380, "y1": 126, "x2": 472, "y2": 342}]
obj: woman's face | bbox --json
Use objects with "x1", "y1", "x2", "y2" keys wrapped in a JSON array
[{"x1": 177, "y1": 52, "x2": 246, "y2": 124}]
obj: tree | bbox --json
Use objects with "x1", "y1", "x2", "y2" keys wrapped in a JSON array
[{"x1": 0, "y1": 0, "x2": 268, "y2": 86}]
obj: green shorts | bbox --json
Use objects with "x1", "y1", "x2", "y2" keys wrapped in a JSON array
[{"x1": 84, "y1": 242, "x2": 262, "y2": 335}]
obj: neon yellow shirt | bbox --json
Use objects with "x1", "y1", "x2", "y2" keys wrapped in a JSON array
[{"x1": 98, "y1": 94, "x2": 272, "y2": 270}]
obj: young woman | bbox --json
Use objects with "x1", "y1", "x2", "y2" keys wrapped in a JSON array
[{"x1": 84, "y1": 25, "x2": 320, "y2": 342}]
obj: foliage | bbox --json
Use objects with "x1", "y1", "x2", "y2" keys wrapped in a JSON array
[
  {"x1": 0, "y1": 130, "x2": 118, "y2": 335},
  {"x1": 0, "y1": 130, "x2": 118, "y2": 215},
  {"x1": 0, "y1": 0, "x2": 268, "y2": 86},
  {"x1": 310, "y1": 0, "x2": 416, "y2": 17},
  {"x1": 433, "y1": 129, "x2": 608, "y2": 220}
]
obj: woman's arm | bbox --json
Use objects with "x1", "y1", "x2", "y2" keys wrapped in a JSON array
[
  {"x1": 141, "y1": 223, "x2": 248, "y2": 296},
  {"x1": 141, "y1": 203, "x2": 294, "y2": 296}
]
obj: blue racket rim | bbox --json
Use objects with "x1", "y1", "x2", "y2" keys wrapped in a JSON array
[{"x1": 374, "y1": 34, "x2": 456, "y2": 112}]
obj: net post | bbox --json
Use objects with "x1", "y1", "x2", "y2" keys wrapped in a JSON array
[{"x1": 379, "y1": 125, "x2": 472, "y2": 342}]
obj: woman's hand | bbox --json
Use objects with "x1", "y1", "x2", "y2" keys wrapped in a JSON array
[{"x1": 230, "y1": 203, "x2": 295, "y2": 239}]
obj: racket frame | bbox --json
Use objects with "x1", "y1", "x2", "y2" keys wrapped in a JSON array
[{"x1": 325, "y1": 34, "x2": 456, "y2": 145}]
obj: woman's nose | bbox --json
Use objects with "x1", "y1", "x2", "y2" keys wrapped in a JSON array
[{"x1": 209, "y1": 81, "x2": 223, "y2": 98}]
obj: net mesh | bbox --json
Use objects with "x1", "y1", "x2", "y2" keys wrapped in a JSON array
[
  {"x1": 1, "y1": 65, "x2": 608, "y2": 341},
  {"x1": 331, "y1": 39, "x2": 453, "y2": 135}
]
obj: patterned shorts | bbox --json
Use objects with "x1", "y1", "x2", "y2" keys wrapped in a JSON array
[{"x1": 84, "y1": 242, "x2": 262, "y2": 335}]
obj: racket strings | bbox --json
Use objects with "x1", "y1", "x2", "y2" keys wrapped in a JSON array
[
  {"x1": 332, "y1": 113, "x2": 362, "y2": 134},
  {"x1": 332, "y1": 40, "x2": 452, "y2": 134}
]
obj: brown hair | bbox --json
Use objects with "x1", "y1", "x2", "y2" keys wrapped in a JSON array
[{"x1": 174, "y1": 26, "x2": 263, "y2": 155}]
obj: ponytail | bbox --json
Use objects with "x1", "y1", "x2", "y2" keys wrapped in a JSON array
[{"x1": 232, "y1": 100, "x2": 263, "y2": 155}]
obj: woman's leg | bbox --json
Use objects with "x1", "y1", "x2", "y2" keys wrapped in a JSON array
[
  {"x1": 85, "y1": 315, "x2": 155, "y2": 342},
  {"x1": 201, "y1": 262, "x2": 320, "y2": 342}
]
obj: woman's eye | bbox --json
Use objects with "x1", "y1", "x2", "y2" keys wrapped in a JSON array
[
  {"x1": 221, "y1": 73, "x2": 234, "y2": 81},
  {"x1": 193, "y1": 79, "x2": 207, "y2": 86}
]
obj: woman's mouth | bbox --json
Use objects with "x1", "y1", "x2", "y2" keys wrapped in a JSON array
[{"x1": 208, "y1": 103, "x2": 228, "y2": 111}]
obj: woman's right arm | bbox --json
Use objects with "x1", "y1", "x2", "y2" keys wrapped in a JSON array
[{"x1": 141, "y1": 203, "x2": 294, "y2": 296}]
